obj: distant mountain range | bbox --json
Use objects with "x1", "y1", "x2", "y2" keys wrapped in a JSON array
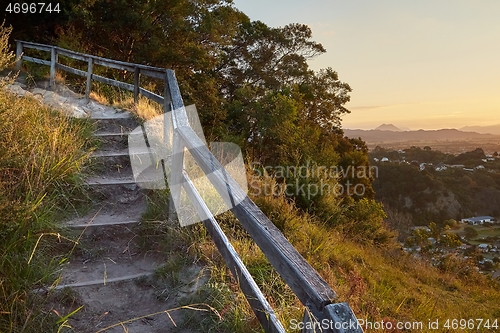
[
  {"x1": 344, "y1": 124, "x2": 498, "y2": 143},
  {"x1": 374, "y1": 124, "x2": 403, "y2": 131},
  {"x1": 460, "y1": 124, "x2": 500, "y2": 135}
]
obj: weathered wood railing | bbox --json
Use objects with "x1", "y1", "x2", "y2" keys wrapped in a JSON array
[
  {"x1": 15, "y1": 40, "x2": 363, "y2": 333},
  {"x1": 15, "y1": 40, "x2": 168, "y2": 105}
]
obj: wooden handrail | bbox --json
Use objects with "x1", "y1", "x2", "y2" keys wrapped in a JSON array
[
  {"x1": 14, "y1": 40, "x2": 363, "y2": 333},
  {"x1": 15, "y1": 40, "x2": 168, "y2": 102}
]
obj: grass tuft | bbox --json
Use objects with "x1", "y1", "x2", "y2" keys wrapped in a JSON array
[{"x1": 0, "y1": 29, "x2": 95, "y2": 330}]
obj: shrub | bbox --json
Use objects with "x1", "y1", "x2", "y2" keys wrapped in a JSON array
[
  {"x1": 0, "y1": 21, "x2": 15, "y2": 87},
  {"x1": 0, "y1": 23, "x2": 94, "y2": 333},
  {"x1": 464, "y1": 226, "x2": 478, "y2": 239}
]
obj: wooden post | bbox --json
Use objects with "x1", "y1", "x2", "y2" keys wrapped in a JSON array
[
  {"x1": 301, "y1": 303, "x2": 363, "y2": 333},
  {"x1": 15, "y1": 41, "x2": 23, "y2": 70},
  {"x1": 49, "y1": 47, "x2": 57, "y2": 87},
  {"x1": 85, "y1": 57, "x2": 94, "y2": 101},
  {"x1": 182, "y1": 171, "x2": 286, "y2": 332},
  {"x1": 168, "y1": 132, "x2": 184, "y2": 223},
  {"x1": 302, "y1": 308, "x2": 316, "y2": 333},
  {"x1": 133, "y1": 66, "x2": 140, "y2": 103},
  {"x1": 166, "y1": 72, "x2": 180, "y2": 223}
]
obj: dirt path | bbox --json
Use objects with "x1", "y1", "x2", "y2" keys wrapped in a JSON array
[{"x1": 7, "y1": 79, "x2": 207, "y2": 333}]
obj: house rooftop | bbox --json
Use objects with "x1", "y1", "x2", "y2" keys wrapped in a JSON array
[{"x1": 462, "y1": 216, "x2": 495, "y2": 222}]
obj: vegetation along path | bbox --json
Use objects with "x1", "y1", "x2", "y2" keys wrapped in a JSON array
[{"x1": 7, "y1": 79, "x2": 205, "y2": 333}]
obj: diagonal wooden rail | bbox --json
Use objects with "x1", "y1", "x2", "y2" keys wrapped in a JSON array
[{"x1": 15, "y1": 40, "x2": 363, "y2": 333}]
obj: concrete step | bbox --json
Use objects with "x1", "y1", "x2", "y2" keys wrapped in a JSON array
[
  {"x1": 90, "y1": 110, "x2": 133, "y2": 120},
  {"x1": 94, "y1": 152, "x2": 134, "y2": 174},
  {"x1": 50, "y1": 278, "x2": 200, "y2": 333},
  {"x1": 94, "y1": 131, "x2": 131, "y2": 137},
  {"x1": 93, "y1": 116, "x2": 140, "y2": 135},
  {"x1": 56, "y1": 256, "x2": 160, "y2": 289},
  {"x1": 92, "y1": 147, "x2": 162, "y2": 157},
  {"x1": 94, "y1": 131, "x2": 130, "y2": 150},
  {"x1": 89, "y1": 155, "x2": 134, "y2": 177},
  {"x1": 68, "y1": 217, "x2": 142, "y2": 229},
  {"x1": 84, "y1": 174, "x2": 136, "y2": 186},
  {"x1": 52, "y1": 272, "x2": 152, "y2": 289},
  {"x1": 92, "y1": 162, "x2": 133, "y2": 177},
  {"x1": 90, "y1": 147, "x2": 162, "y2": 171},
  {"x1": 92, "y1": 148, "x2": 131, "y2": 158},
  {"x1": 63, "y1": 200, "x2": 146, "y2": 229},
  {"x1": 91, "y1": 149, "x2": 132, "y2": 168},
  {"x1": 56, "y1": 221, "x2": 164, "y2": 287}
]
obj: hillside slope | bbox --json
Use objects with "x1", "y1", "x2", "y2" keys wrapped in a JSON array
[{"x1": 371, "y1": 149, "x2": 500, "y2": 225}]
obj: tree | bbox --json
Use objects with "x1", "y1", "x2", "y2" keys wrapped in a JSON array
[
  {"x1": 440, "y1": 232, "x2": 462, "y2": 248},
  {"x1": 223, "y1": 20, "x2": 351, "y2": 141},
  {"x1": 59, "y1": 1, "x2": 354, "y2": 148},
  {"x1": 40, "y1": 0, "x2": 375, "y2": 205},
  {"x1": 241, "y1": 90, "x2": 302, "y2": 165},
  {"x1": 55, "y1": 0, "x2": 247, "y2": 140},
  {"x1": 298, "y1": 67, "x2": 351, "y2": 130},
  {"x1": 444, "y1": 219, "x2": 458, "y2": 229},
  {"x1": 220, "y1": 21, "x2": 326, "y2": 97},
  {"x1": 410, "y1": 228, "x2": 431, "y2": 246},
  {"x1": 464, "y1": 226, "x2": 478, "y2": 239},
  {"x1": 428, "y1": 222, "x2": 441, "y2": 239},
  {"x1": 341, "y1": 198, "x2": 395, "y2": 245},
  {"x1": 452, "y1": 148, "x2": 486, "y2": 166},
  {"x1": 4, "y1": 0, "x2": 81, "y2": 42},
  {"x1": 383, "y1": 204, "x2": 413, "y2": 241}
]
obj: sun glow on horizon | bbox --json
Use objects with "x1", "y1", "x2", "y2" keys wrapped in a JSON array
[{"x1": 233, "y1": 0, "x2": 500, "y2": 130}]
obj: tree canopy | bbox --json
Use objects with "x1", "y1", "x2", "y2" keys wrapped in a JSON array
[{"x1": 6, "y1": 0, "x2": 373, "y2": 201}]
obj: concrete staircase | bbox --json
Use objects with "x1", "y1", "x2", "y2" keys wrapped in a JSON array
[
  {"x1": 3, "y1": 77, "x2": 207, "y2": 332},
  {"x1": 51, "y1": 109, "x2": 201, "y2": 333}
]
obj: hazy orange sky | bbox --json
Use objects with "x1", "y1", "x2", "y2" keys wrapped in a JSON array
[{"x1": 233, "y1": 0, "x2": 500, "y2": 130}]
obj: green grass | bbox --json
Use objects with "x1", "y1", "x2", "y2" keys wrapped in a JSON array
[
  {"x1": 143, "y1": 174, "x2": 500, "y2": 332},
  {"x1": 474, "y1": 225, "x2": 500, "y2": 238},
  {"x1": 0, "y1": 56, "x2": 95, "y2": 332},
  {"x1": 454, "y1": 224, "x2": 500, "y2": 245}
]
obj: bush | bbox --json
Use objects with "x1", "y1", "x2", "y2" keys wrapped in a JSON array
[
  {"x1": 464, "y1": 226, "x2": 478, "y2": 239},
  {"x1": 0, "y1": 23, "x2": 94, "y2": 332},
  {"x1": 444, "y1": 219, "x2": 458, "y2": 229},
  {"x1": 340, "y1": 198, "x2": 396, "y2": 246},
  {"x1": 0, "y1": 21, "x2": 15, "y2": 87},
  {"x1": 0, "y1": 22, "x2": 14, "y2": 71}
]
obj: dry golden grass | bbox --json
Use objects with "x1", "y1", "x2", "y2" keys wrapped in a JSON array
[
  {"x1": 89, "y1": 83, "x2": 163, "y2": 121},
  {"x1": 170, "y1": 172, "x2": 500, "y2": 332},
  {"x1": 0, "y1": 85, "x2": 95, "y2": 332}
]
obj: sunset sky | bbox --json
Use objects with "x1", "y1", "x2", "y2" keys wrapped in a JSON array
[{"x1": 232, "y1": 0, "x2": 500, "y2": 130}]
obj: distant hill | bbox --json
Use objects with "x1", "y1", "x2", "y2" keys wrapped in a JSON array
[
  {"x1": 460, "y1": 124, "x2": 500, "y2": 135},
  {"x1": 374, "y1": 124, "x2": 403, "y2": 131},
  {"x1": 344, "y1": 128, "x2": 497, "y2": 143},
  {"x1": 372, "y1": 160, "x2": 500, "y2": 225}
]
